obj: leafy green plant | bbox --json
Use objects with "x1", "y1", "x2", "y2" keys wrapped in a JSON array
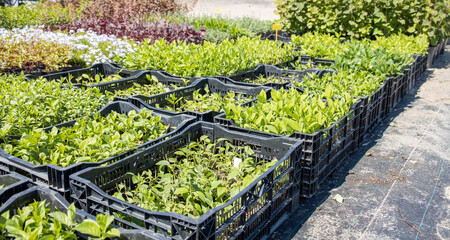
[
  {"x1": 275, "y1": 0, "x2": 449, "y2": 44},
  {"x1": 224, "y1": 88, "x2": 355, "y2": 135},
  {"x1": 291, "y1": 32, "x2": 351, "y2": 59},
  {"x1": 293, "y1": 70, "x2": 387, "y2": 98},
  {"x1": 117, "y1": 37, "x2": 295, "y2": 77},
  {"x1": 1, "y1": 109, "x2": 169, "y2": 167},
  {"x1": 156, "y1": 86, "x2": 251, "y2": 113},
  {"x1": 0, "y1": 75, "x2": 109, "y2": 137},
  {"x1": 0, "y1": 2, "x2": 73, "y2": 29},
  {"x1": 0, "y1": 201, "x2": 119, "y2": 240},
  {"x1": 241, "y1": 75, "x2": 289, "y2": 85},
  {"x1": 70, "y1": 73, "x2": 123, "y2": 85},
  {"x1": 333, "y1": 42, "x2": 414, "y2": 76},
  {"x1": 74, "y1": 214, "x2": 120, "y2": 240},
  {"x1": 371, "y1": 34, "x2": 429, "y2": 55},
  {"x1": 184, "y1": 15, "x2": 273, "y2": 42},
  {"x1": 112, "y1": 75, "x2": 188, "y2": 98},
  {"x1": 113, "y1": 135, "x2": 277, "y2": 218}
]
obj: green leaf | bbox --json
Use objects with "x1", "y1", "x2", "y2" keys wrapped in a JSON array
[
  {"x1": 174, "y1": 187, "x2": 189, "y2": 195},
  {"x1": 49, "y1": 212, "x2": 71, "y2": 227},
  {"x1": 256, "y1": 90, "x2": 267, "y2": 103},
  {"x1": 74, "y1": 220, "x2": 101, "y2": 237}
]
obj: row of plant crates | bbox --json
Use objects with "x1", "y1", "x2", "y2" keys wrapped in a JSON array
[
  {"x1": 426, "y1": 38, "x2": 448, "y2": 68},
  {"x1": 11, "y1": 51, "x2": 429, "y2": 200},
  {"x1": 0, "y1": 101, "x2": 197, "y2": 197},
  {"x1": 68, "y1": 121, "x2": 303, "y2": 240},
  {"x1": 0, "y1": 44, "x2": 442, "y2": 239}
]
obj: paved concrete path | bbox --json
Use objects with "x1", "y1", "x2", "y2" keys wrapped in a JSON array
[{"x1": 188, "y1": 0, "x2": 278, "y2": 20}]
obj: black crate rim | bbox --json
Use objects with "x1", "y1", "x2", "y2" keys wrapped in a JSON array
[{"x1": 70, "y1": 121, "x2": 303, "y2": 225}]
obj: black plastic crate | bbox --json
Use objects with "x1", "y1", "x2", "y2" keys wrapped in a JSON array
[
  {"x1": 0, "y1": 172, "x2": 34, "y2": 204},
  {"x1": 69, "y1": 122, "x2": 303, "y2": 240},
  {"x1": 25, "y1": 62, "x2": 141, "y2": 83},
  {"x1": 126, "y1": 78, "x2": 271, "y2": 122},
  {"x1": 85, "y1": 69, "x2": 197, "y2": 95},
  {"x1": 312, "y1": 58, "x2": 335, "y2": 66},
  {"x1": 385, "y1": 72, "x2": 408, "y2": 115},
  {"x1": 0, "y1": 101, "x2": 196, "y2": 196},
  {"x1": 260, "y1": 34, "x2": 292, "y2": 43},
  {"x1": 358, "y1": 78, "x2": 390, "y2": 142},
  {"x1": 0, "y1": 186, "x2": 155, "y2": 240},
  {"x1": 214, "y1": 64, "x2": 322, "y2": 90},
  {"x1": 274, "y1": 55, "x2": 315, "y2": 69},
  {"x1": 214, "y1": 96, "x2": 363, "y2": 198},
  {"x1": 426, "y1": 45, "x2": 438, "y2": 68}
]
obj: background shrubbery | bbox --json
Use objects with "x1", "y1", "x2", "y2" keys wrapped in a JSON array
[{"x1": 275, "y1": 0, "x2": 449, "y2": 45}]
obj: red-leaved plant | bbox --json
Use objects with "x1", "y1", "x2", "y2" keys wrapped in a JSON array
[{"x1": 49, "y1": 19, "x2": 205, "y2": 44}]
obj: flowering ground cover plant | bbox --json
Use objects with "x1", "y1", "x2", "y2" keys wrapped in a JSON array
[
  {"x1": 113, "y1": 135, "x2": 277, "y2": 218},
  {"x1": 0, "y1": 75, "x2": 109, "y2": 137},
  {"x1": 0, "y1": 201, "x2": 119, "y2": 239},
  {"x1": 1, "y1": 109, "x2": 169, "y2": 167},
  {"x1": 224, "y1": 88, "x2": 355, "y2": 135},
  {"x1": 118, "y1": 36, "x2": 295, "y2": 77},
  {"x1": 0, "y1": 26, "x2": 136, "y2": 68}
]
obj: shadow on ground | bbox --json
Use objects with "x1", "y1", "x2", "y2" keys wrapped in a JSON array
[{"x1": 271, "y1": 50, "x2": 449, "y2": 239}]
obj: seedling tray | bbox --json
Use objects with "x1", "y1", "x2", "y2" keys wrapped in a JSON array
[
  {"x1": 0, "y1": 186, "x2": 155, "y2": 240},
  {"x1": 69, "y1": 122, "x2": 303, "y2": 240},
  {"x1": 0, "y1": 101, "x2": 196, "y2": 196},
  {"x1": 214, "y1": 64, "x2": 323, "y2": 90},
  {"x1": 127, "y1": 78, "x2": 271, "y2": 122},
  {"x1": 214, "y1": 97, "x2": 363, "y2": 198},
  {"x1": 25, "y1": 62, "x2": 141, "y2": 84}
]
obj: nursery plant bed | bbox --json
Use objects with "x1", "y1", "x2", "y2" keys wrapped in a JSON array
[
  {"x1": 85, "y1": 70, "x2": 198, "y2": 98},
  {"x1": 214, "y1": 91, "x2": 363, "y2": 198},
  {"x1": 127, "y1": 78, "x2": 271, "y2": 122},
  {"x1": 69, "y1": 121, "x2": 303, "y2": 240},
  {"x1": 214, "y1": 64, "x2": 325, "y2": 90},
  {"x1": 25, "y1": 62, "x2": 142, "y2": 85},
  {"x1": 0, "y1": 101, "x2": 196, "y2": 197}
]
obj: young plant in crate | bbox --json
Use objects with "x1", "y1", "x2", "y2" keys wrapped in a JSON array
[
  {"x1": 158, "y1": 85, "x2": 251, "y2": 113},
  {"x1": 69, "y1": 122, "x2": 303, "y2": 239},
  {"x1": 0, "y1": 75, "x2": 109, "y2": 137},
  {"x1": 224, "y1": 88, "x2": 355, "y2": 135},
  {"x1": 113, "y1": 135, "x2": 277, "y2": 218},
  {"x1": 1, "y1": 109, "x2": 169, "y2": 167}
]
